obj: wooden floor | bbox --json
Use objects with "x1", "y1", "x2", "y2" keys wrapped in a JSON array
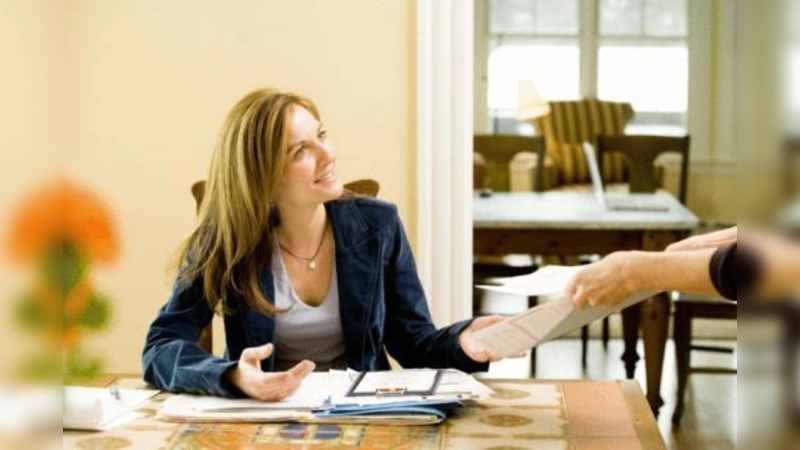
[{"x1": 477, "y1": 338, "x2": 737, "y2": 450}]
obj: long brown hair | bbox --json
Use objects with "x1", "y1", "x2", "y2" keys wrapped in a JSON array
[{"x1": 176, "y1": 88, "x2": 320, "y2": 315}]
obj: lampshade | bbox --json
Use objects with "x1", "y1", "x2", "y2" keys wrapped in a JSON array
[{"x1": 515, "y1": 80, "x2": 551, "y2": 121}]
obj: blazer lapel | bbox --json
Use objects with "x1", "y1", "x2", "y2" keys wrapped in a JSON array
[{"x1": 327, "y1": 201, "x2": 382, "y2": 370}]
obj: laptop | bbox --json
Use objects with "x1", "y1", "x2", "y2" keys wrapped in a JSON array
[{"x1": 582, "y1": 142, "x2": 671, "y2": 212}]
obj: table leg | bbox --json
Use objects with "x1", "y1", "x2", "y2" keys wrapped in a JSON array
[
  {"x1": 640, "y1": 230, "x2": 679, "y2": 415},
  {"x1": 642, "y1": 292, "x2": 671, "y2": 415},
  {"x1": 621, "y1": 303, "x2": 642, "y2": 379}
]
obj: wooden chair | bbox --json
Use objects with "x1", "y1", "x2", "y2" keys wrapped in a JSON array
[
  {"x1": 473, "y1": 134, "x2": 547, "y2": 193},
  {"x1": 672, "y1": 298, "x2": 737, "y2": 426},
  {"x1": 191, "y1": 178, "x2": 381, "y2": 354},
  {"x1": 472, "y1": 135, "x2": 545, "y2": 375},
  {"x1": 472, "y1": 136, "x2": 545, "y2": 285},
  {"x1": 597, "y1": 134, "x2": 691, "y2": 203}
]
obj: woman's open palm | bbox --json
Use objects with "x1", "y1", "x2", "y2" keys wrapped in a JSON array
[{"x1": 227, "y1": 343, "x2": 315, "y2": 401}]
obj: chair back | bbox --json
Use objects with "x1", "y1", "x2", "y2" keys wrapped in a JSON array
[
  {"x1": 597, "y1": 134, "x2": 691, "y2": 204},
  {"x1": 343, "y1": 179, "x2": 381, "y2": 197},
  {"x1": 473, "y1": 135, "x2": 546, "y2": 192},
  {"x1": 189, "y1": 178, "x2": 380, "y2": 353},
  {"x1": 533, "y1": 99, "x2": 634, "y2": 185}
]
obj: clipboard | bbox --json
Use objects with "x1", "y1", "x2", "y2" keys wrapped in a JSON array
[{"x1": 345, "y1": 369, "x2": 444, "y2": 397}]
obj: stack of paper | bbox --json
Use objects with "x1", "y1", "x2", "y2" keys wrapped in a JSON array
[
  {"x1": 157, "y1": 369, "x2": 491, "y2": 425},
  {"x1": 473, "y1": 265, "x2": 658, "y2": 357},
  {"x1": 63, "y1": 386, "x2": 159, "y2": 430}
]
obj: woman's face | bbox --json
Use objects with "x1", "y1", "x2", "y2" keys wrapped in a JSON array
[{"x1": 273, "y1": 104, "x2": 343, "y2": 208}]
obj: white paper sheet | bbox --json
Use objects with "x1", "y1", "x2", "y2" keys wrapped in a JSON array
[
  {"x1": 473, "y1": 265, "x2": 659, "y2": 357},
  {"x1": 63, "y1": 386, "x2": 159, "y2": 431},
  {"x1": 192, "y1": 372, "x2": 331, "y2": 412},
  {"x1": 476, "y1": 265, "x2": 578, "y2": 297}
]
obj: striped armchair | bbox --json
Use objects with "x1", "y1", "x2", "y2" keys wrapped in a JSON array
[{"x1": 519, "y1": 99, "x2": 635, "y2": 190}]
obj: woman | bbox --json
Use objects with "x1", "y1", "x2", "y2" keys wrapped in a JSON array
[{"x1": 142, "y1": 88, "x2": 504, "y2": 400}]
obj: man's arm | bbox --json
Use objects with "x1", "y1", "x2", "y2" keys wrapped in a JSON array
[{"x1": 567, "y1": 248, "x2": 721, "y2": 308}]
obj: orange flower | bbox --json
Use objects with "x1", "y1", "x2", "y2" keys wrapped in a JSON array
[
  {"x1": 7, "y1": 178, "x2": 118, "y2": 264},
  {"x1": 62, "y1": 328, "x2": 82, "y2": 348},
  {"x1": 64, "y1": 280, "x2": 92, "y2": 318}
]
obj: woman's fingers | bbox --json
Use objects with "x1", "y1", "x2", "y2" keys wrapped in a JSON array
[
  {"x1": 268, "y1": 361, "x2": 316, "y2": 400},
  {"x1": 469, "y1": 315, "x2": 506, "y2": 331},
  {"x1": 287, "y1": 360, "x2": 316, "y2": 378},
  {"x1": 234, "y1": 345, "x2": 316, "y2": 401},
  {"x1": 240, "y1": 343, "x2": 274, "y2": 366}
]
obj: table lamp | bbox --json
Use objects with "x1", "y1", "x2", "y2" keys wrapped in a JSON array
[{"x1": 515, "y1": 80, "x2": 550, "y2": 121}]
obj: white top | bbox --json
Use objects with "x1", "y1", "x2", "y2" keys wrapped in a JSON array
[{"x1": 271, "y1": 238, "x2": 347, "y2": 372}]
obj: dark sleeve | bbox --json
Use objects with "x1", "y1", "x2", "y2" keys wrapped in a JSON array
[
  {"x1": 382, "y1": 207, "x2": 489, "y2": 373},
  {"x1": 141, "y1": 277, "x2": 244, "y2": 398},
  {"x1": 709, "y1": 242, "x2": 760, "y2": 301}
]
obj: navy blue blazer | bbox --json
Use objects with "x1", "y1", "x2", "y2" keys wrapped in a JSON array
[{"x1": 142, "y1": 198, "x2": 487, "y2": 397}]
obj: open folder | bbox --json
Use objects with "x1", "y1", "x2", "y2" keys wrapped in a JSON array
[
  {"x1": 473, "y1": 266, "x2": 658, "y2": 357},
  {"x1": 157, "y1": 369, "x2": 492, "y2": 425}
]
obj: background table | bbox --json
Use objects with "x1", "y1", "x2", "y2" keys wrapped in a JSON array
[
  {"x1": 474, "y1": 191, "x2": 699, "y2": 414},
  {"x1": 63, "y1": 376, "x2": 665, "y2": 449}
]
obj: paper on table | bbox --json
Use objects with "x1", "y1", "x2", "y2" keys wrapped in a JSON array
[
  {"x1": 63, "y1": 386, "x2": 159, "y2": 431},
  {"x1": 192, "y1": 372, "x2": 331, "y2": 412},
  {"x1": 157, "y1": 369, "x2": 493, "y2": 423},
  {"x1": 473, "y1": 266, "x2": 659, "y2": 357},
  {"x1": 159, "y1": 395, "x2": 317, "y2": 422},
  {"x1": 435, "y1": 369, "x2": 494, "y2": 398}
]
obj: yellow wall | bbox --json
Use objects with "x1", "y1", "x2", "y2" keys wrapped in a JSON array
[
  {"x1": 52, "y1": 0, "x2": 416, "y2": 373},
  {"x1": 0, "y1": 0, "x2": 64, "y2": 378}
]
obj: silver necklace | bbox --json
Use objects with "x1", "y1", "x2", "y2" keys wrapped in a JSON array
[{"x1": 278, "y1": 227, "x2": 327, "y2": 270}]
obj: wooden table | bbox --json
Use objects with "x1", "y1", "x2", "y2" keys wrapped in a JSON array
[
  {"x1": 63, "y1": 376, "x2": 665, "y2": 449},
  {"x1": 474, "y1": 191, "x2": 699, "y2": 414}
]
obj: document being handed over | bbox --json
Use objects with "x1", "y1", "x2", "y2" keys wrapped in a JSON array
[{"x1": 472, "y1": 266, "x2": 658, "y2": 358}]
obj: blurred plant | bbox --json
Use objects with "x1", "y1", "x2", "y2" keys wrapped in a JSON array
[{"x1": 7, "y1": 179, "x2": 118, "y2": 383}]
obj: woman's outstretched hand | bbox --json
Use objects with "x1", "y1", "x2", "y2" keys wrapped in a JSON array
[
  {"x1": 459, "y1": 315, "x2": 525, "y2": 363},
  {"x1": 226, "y1": 343, "x2": 315, "y2": 401}
]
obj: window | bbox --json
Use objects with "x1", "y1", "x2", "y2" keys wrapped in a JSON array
[
  {"x1": 784, "y1": 0, "x2": 800, "y2": 133},
  {"x1": 482, "y1": 0, "x2": 689, "y2": 135}
]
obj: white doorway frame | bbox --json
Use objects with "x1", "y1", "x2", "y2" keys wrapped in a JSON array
[{"x1": 415, "y1": 0, "x2": 474, "y2": 326}]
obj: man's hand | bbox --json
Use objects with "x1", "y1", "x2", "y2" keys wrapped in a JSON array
[
  {"x1": 566, "y1": 252, "x2": 643, "y2": 309},
  {"x1": 226, "y1": 343, "x2": 315, "y2": 401}
]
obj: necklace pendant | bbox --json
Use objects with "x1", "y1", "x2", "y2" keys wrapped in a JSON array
[{"x1": 309, "y1": 260, "x2": 317, "y2": 270}]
